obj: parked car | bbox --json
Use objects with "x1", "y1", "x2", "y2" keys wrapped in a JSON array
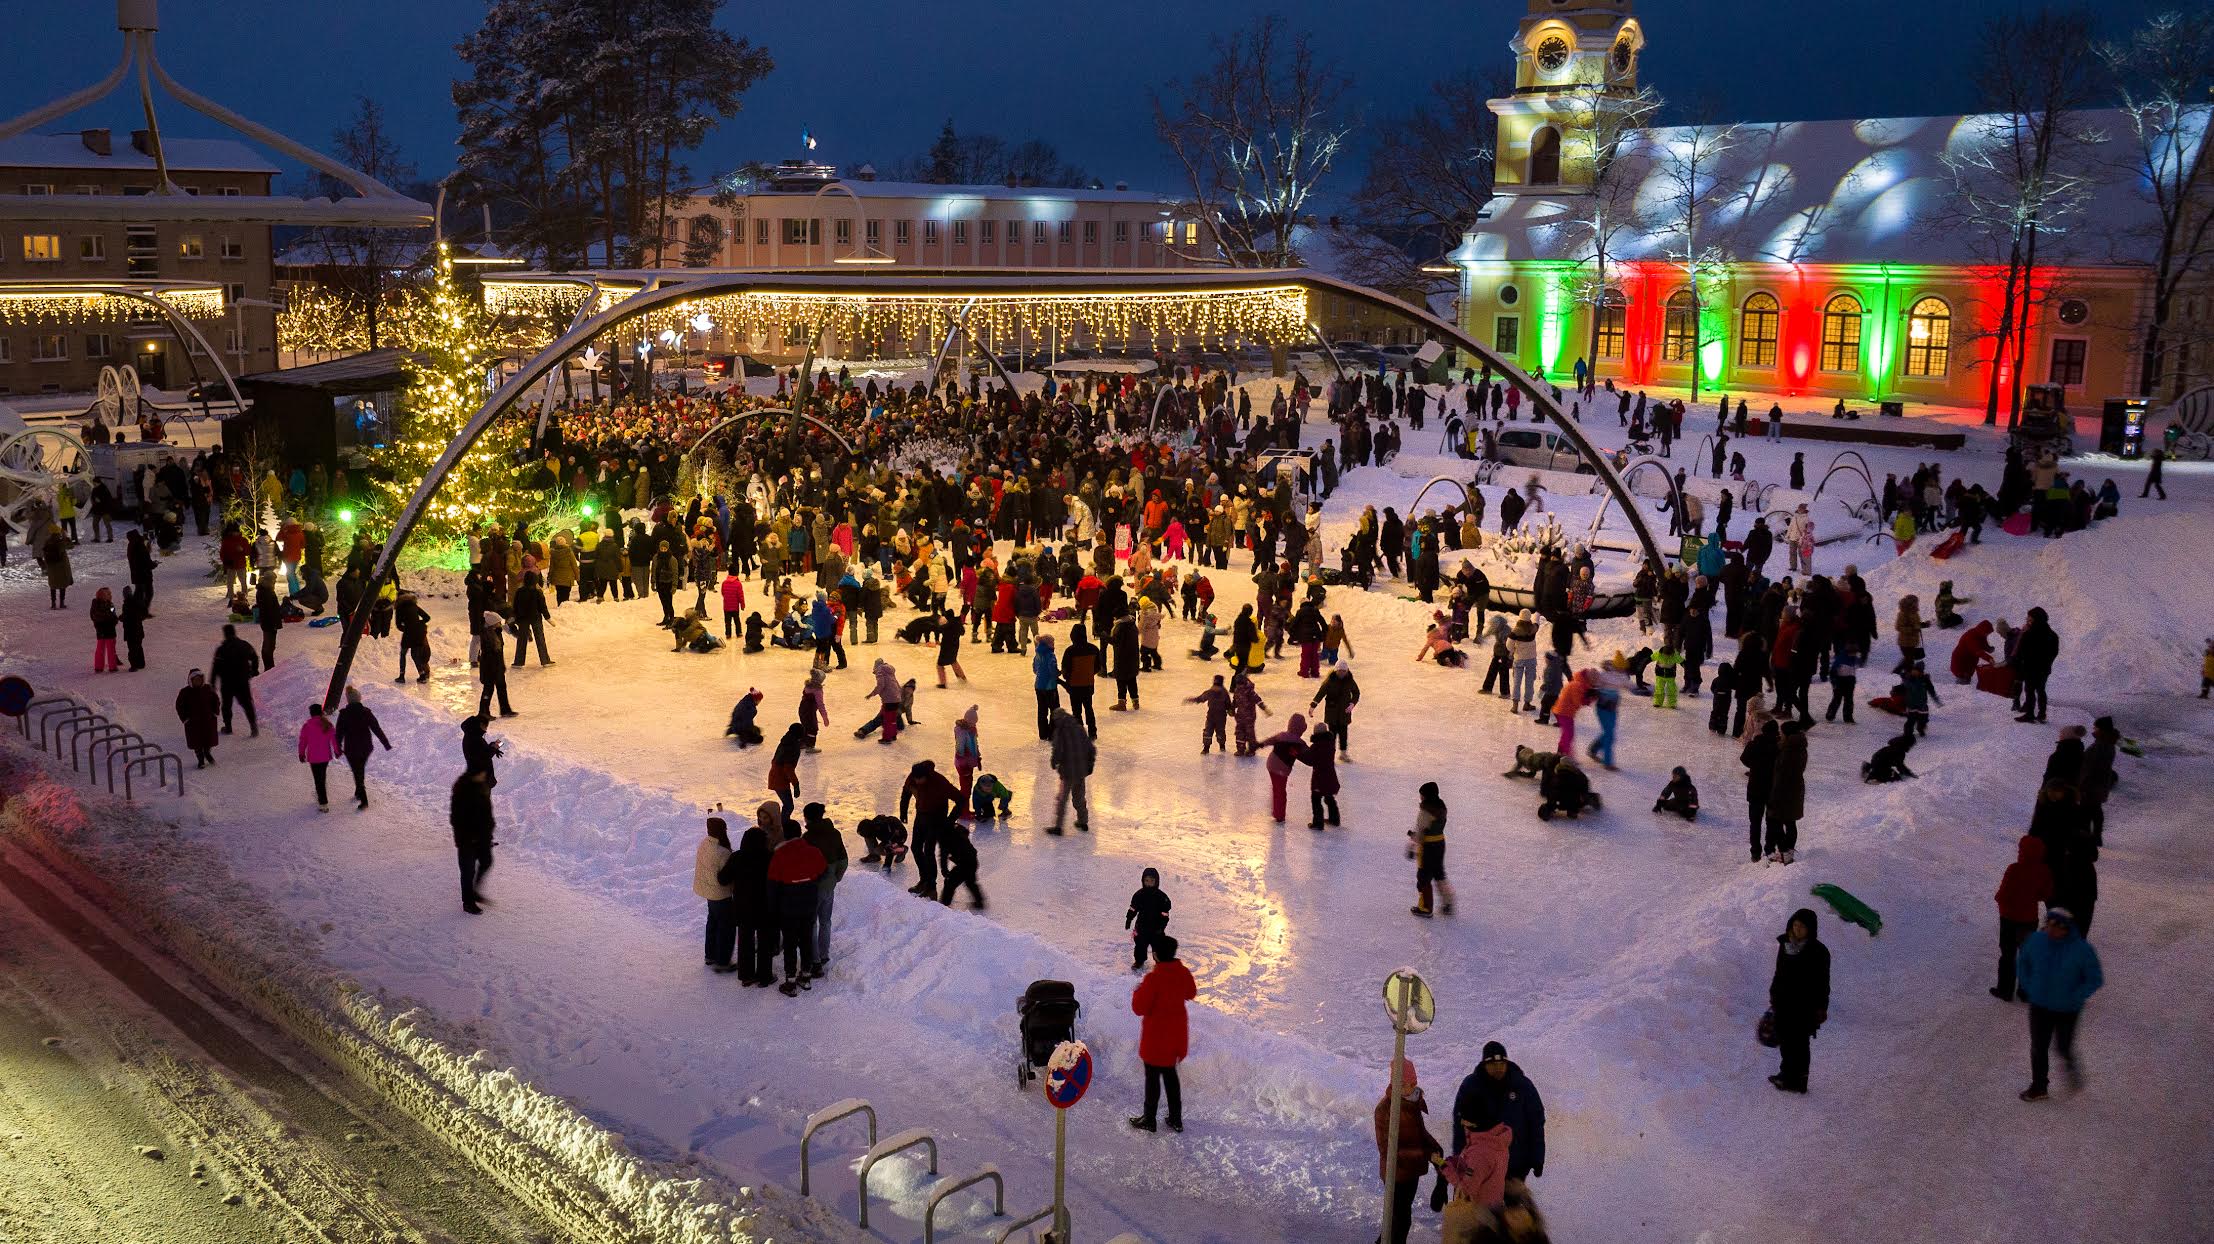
[{"x1": 1493, "y1": 427, "x2": 1596, "y2": 474}]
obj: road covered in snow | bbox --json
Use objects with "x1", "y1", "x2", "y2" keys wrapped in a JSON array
[{"x1": 2, "y1": 397, "x2": 2211, "y2": 1242}]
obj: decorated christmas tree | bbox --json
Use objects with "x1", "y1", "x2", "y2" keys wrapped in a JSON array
[{"x1": 375, "y1": 243, "x2": 535, "y2": 543}]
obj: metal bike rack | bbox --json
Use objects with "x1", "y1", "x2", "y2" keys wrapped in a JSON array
[
  {"x1": 49, "y1": 708, "x2": 111, "y2": 760},
  {"x1": 924, "y1": 1164, "x2": 1005, "y2": 1244},
  {"x1": 799, "y1": 1097, "x2": 876, "y2": 1197},
  {"x1": 71, "y1": 721, "x2": 135, "y2": 771},
  {"x1": 995, "y1": 1205, "x2": 1063, "y2": 1244},
  {"x1": 39, "y1": 703, "x2": 101, "y2": 753},
  {"x1": 857, "y1": 1127, "x2": 939, "y2": 1229},
  {"x1": 121, "y1": 749, "x2": 183, "y2": 800},
  {"x1": 19, "y1": 695, "x2": 73, "y2": 739}
]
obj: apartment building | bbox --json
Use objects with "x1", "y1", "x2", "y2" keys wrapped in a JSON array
[{"x1": 0, "y1": 128, "x2": 278, "y2": 396}]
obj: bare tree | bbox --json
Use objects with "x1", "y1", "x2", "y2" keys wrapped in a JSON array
[
  {"x1": 1551, "y1": 86, "x2": 1663, "y2": 380},
  {"x1": 1338, "y1": 70, "x2": 1503, "y2": 292},
  {"x1": 1644, "y1": 110, "x2": 1745, "y2": 401},
  {"x1": 308, "y1": 97, "x2": 419, "y2": 350},
  {"x1": 1943, "y1": 8, "x2": 2106, "y2": 424},
  {"x1": 1154, "y1": 17, "x2": 1354, "y2": 268},
  {"x1": 2098, "y1": 11, "x2": 2214, "y2": 398}
]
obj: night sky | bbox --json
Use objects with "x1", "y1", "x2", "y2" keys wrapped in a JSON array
[{"x1": 5, "y1": 0, "x2": 2174, "y2": 200}]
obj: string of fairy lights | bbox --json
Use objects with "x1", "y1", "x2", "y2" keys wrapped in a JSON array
[
  {"x1": 479, "y1": 280, "x2": 1314, "y2": 350},
  {"x1": 0, "y1": 285, "x2": 227, "y2": 325}
]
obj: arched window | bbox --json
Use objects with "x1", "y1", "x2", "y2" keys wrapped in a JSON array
[
  {"x1": 1529, "y1": 127, "x2": 1562, "y2": 186},
  {"x1": 1661, "y1": 289, "x2": 1696, "y2": 361},
  {"x1": 1739, "y1": 293, "x2": 1779, "y2": 367},
  {"x1": 1904, "y1": 296, "x2": 1951, "y2": 377},
  {"x1": 1594, "y1": 289, "x2": 1627, "y2": 359},
  {"x1": 1820, "y1": 293, "x2": 1863, "y2": 373}
]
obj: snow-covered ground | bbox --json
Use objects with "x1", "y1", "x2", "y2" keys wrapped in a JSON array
[{"x1": 3, "y1": 403, "x2": 2212, "y2": 1243}]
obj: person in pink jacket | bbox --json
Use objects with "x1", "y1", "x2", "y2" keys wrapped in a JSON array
[
  {"x1": 1437, "y1": 1122, "x2": 1514, "y2": 1234},
  {"x1": 720, "y1": 572, "x2": 747, "y2": 641},
  {"x1": 297, "y1": 702, "x2": 338, "y2": 811},
  {"x1": 1259, "y1": 713, "x2": 1309, "y2": 822}
]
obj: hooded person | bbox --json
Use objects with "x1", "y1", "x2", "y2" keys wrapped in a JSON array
[
  {"x1": 1048, "y1": 706, "x2": 1095, "y2": 834},
  {"x1": 1992, "y1": 835, "x2": 2053, "y2": 1001},
  {"x1": 1451, "y1": 1041, "x2": 1546, "y2": 1185},
  {"x1": 1258, "y1": 712, "x2": 1310, "y2": 823},
  {"x1": 694, "y1": 817, "x2": 738, "y2": 971},
  {"x1": 952, "y1": 704, "x2": 982, "y2": 811},
  {"x1": 1374, "y1": 1057, "x2": 1446, "y2": 1244},
  {"x1": 1128, "y1": 935, "x2": 1196, "y2": 1133},
  {"x1": 729, "y1": 822, "x2": 777, "y2": 986},
  {"x1": 1125, "y1": 866, "x2": 1172, "y2": 970},
  {"x1": 1766, "y1": 907, "x2": 1830, "y2": 1093}
]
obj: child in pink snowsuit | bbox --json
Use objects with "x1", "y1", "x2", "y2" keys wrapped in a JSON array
[{"x1": 1164, "y1": 519, "x2": 1188, "y2": 562}]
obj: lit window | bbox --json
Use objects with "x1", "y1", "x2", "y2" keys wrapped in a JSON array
[
  {"x1": 80, "y1": 235, "x2": 106, "y2": 261},
  {"x1": 1738, "y1": 293, "x2": 1779, "y2": 367},
  {"x1": 1594, "y1": 291, "x2": 1627, "y2": 360},
  {"x1": 20, "y1": 234, "x2": 61, "y2": 262},
  {"x1": 1661, "y1": 289, "x2": 1696, "y2": 362},
  {"x1": 1903, "y1": 296, "x2": 1950, "y2": 377},
  {"x1": 1819, "y1": 293, "x2": 1862, "y2": 373},
  {"x1": 30, "y1": 333, "x2": 68, "y2": 362},
  {"x1": 2048, "y1": 339, "x2": 2087, "y2": 387},
  {"x1": 1184, "y1": 221, "x2": 1199, "y2": 246},
  {"x1": 179, "y1": 234, "x2": 205, "y2": 260}
]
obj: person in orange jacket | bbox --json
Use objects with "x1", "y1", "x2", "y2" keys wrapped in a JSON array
[
  {"x1": 1128, "y1": 936, "x2": 1196, "y2": 1133},
  {"x1": 1375, "y1": 1057, "x2": 1445, "y2": 1244}
]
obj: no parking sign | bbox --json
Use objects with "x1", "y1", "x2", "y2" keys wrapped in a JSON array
[{"x1": 1043, "y1": 1040, "x2": 1091, "y2": 1109}]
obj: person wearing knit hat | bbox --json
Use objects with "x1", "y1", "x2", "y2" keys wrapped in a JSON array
[
  {"x1": 1375, "y1": 1055, "x2": 1445, "y2": 1244},
  {"x1": 2016, "y1": 906, "x2": 2103, "y2": 1101},
  {"x1": 1453, "y1": 1041, "x2": 1548, "y2": 1184}
]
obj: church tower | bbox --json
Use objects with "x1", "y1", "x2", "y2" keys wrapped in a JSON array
[{"x1": 1488, "y1": 0, "x2": 1645, "y2": 195}]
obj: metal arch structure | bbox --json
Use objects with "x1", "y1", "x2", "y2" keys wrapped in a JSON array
[
  {"x1": 46, "y1": 285, "x2": 246, "y2": 415},
  {"x1": 1407, "y1": 475, "x2": 1477, "y2": 519},
  {"x1": 1586, "y1": 457, "x2": 1690, "y2": 550},
  {"x1": 681, "y1": 406, "x2": 858, "y2": 475},
  {"x1": 320, "y1": 267, "x2": 1666, "y2": 708},
  {"x1": 527, "y1": 275, "x2": 606, "y2": 444}
]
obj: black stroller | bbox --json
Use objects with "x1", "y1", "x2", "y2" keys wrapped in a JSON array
[{"x1": 1015, "y1": 979, "x2": 1080, "y2": 1087}]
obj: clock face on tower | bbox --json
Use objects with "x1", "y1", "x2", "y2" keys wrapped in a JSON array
[
  {"x1": 1536, "y1": 36, "x2": 1570, "y2": 73},
  {"x1": 1611, "y1": 36, "x2": 1634, "y2": 74}
]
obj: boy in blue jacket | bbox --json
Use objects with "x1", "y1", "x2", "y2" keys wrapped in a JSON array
[{"x1": 2015, "y1": 907, "x2": 2103, "y2": 1101}]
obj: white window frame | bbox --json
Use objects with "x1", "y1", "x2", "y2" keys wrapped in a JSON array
[
  {"x1": 73, "y1": 184, "x2": 99, "y2": 196},
  {"x1": 178, "y1": 234, "x2": 205, "y2": 260},
  {"x1": 923, "y1": 220, "x2": 940, "y2": 244},
  {"x1": 220, "y1": 236, "x2": 245, "y2": 260},
  {"x1": 78, "y1": 234, "x2": 106, "y2": 261},
  {"x1": 895, "y1": 219, "x2": 911, "y2": 245},
  {"x1": 22, "y1": 183, "x2": 52, "y2": 195},
  {"x1": 951, "y1": 220, "x2": 967, "y2": 245},
  {"x1": 864, "y1": 219, "x2": 880, "y2": 246},
  {"x1": 30, "y1": 333, "x2": 69, "y2": 362},
  {"x1": 84, "y1": 332, "x2": 111, "y2": 359}
]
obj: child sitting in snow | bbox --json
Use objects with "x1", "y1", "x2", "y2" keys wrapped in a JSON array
[
  {"x1": 1862, "y1": 732, "x2": 1919, "y2": 783},
  {"x1": 1502, "y1": 745, "x2": 1561, "y2": 780},
  {"x1": 725, "y1": 688, "x2": 765, "y2": 746},
  {"x1": 743, "y1": 611, "x2": 767, "y2": 653},
  {"x1": 1191, "y1": 611, "x2": 1223, "y2": 661},
  {"x1": 898, "y1": 678, "x2": 920, "y2": 727},
  {"x1": 1653, "y1": 766, "x2": 1700, "y2": 820},
  {"x1": 970, "y1": 773, "x2": 1013, "y2": 820},
  {"x1": 1537, "y1": 756, "x2": 1600, "y2": 821},
  {"x1": 1935, "y1": 580, "x2": 1971, "y2": 629}
]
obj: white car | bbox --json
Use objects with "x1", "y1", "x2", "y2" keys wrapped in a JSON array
[{"x1": 1492, "y1": 427, "x2": 1596, "y2": 474}]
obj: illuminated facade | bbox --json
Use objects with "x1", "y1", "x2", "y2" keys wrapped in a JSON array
[{"x1": 1450, "y1": 0, "x2": 2210, "y2": 410}]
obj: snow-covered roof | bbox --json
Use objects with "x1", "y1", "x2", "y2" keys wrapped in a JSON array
[
  {"x1": 689, "y1": 178, "x2": 1176, "y2": 206},
  {"x1": 0, "y1": 133, "x2": 280, "y2": 176},
  {"x1": 1458, "y1": 107, "x2": 2209, "y2": 270}
]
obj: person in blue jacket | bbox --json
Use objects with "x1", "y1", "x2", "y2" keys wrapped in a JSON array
[
  {"x1": 1449, "y1": 1041, "x2": 1547, "y2": 1186},
  {"x1": 1031, "y1": 634, "x2": 1060, "y2": 741},
  {"x1": 2015, "y1": 906, "x2": 2103, "y2": 1102}
]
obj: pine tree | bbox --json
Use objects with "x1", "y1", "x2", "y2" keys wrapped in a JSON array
[{"x1": 375, "y1": 244, "x2": 536, "y2": 542}]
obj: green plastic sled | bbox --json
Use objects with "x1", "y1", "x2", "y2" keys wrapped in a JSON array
[{"x1": 1811, "y1": 883, "x2": 1882, "y2": 936}]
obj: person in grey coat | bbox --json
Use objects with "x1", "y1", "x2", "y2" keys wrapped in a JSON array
[{"x1": 1048, "y1": 707, "x2": 1094, "y2": 834}]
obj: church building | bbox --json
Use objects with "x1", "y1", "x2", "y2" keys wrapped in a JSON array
[{"x1": 1446, "y1": 0, "x2": 2209, "y2": 412}]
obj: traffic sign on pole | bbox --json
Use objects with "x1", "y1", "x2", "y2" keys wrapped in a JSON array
[{"x1": 1380, "y1": 970, "x2": 1436, "y2": 1244}]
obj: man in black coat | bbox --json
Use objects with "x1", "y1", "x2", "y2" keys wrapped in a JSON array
[
  {"x1": 1767, "y1": 907, "x2": 1830, "y2": 1093},
  {"x1": 333, "y1": 687, "x2": 392, "y2": 810},
  {"x1": 450, "y1": 769, "x2": 496, "y2": 914},
  {"x1": 2012, "y1": 607, "x2": 2059, "y2": 724},
  {"x1": 210, "y1": 623, "x2": 261, "y2": 736},
  {"x1": 510, "y1": 570, "x2": 553, "y2": 666},
  {"x1": 395, "y1": 591, "x2": 432, "y2": 683},
  {"x1": 1450, "y1": 1042, "x2": 1547, "y2": 1183}
]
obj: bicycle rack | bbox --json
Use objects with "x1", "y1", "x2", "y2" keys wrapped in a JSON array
[
  {"x1": 924, "y1": 1164, "x2": 1005, "y2": 1244},
  {"x1": 72, "y1": 721, "x2": 136, "y2": 772},
  {"x1": 799, "y1": 1098, "x2": 877, "y2": 1197},
  {"x1": 995, "y1": 1205, "x2": 1064, "y2": 1244},
  {"x1": 857, "y1": 1127, "x2": 939, "y2": 1229},
  {"x1": 51, "y1": 709, "x2": 111, "y2": 761},
  {"x1": 20, "y1": 695, "x2": 73, "y2": 739},
  {"x1": 121, "y1": 749, "x2": 183, "y2": 801},
  {"x1": 40, "y1": 704, "x2": 101, "y2": 753}
]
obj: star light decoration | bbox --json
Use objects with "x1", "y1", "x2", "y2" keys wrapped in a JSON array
[
  {"x1": 481, "y1": 281, "x2": 1312, "y2": 351},
  {"x1": 0, "y1": 284, "x2": 225, "y2": 324},
  {"x1": 372, "y1": 243, "x2": 536, "y2": 539}
]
